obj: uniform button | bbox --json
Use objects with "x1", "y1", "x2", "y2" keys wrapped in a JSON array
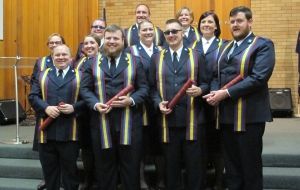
[
  {"x1": 174, "y1": 70, "x2": 177, "y2": 73},
  {"x1": 175, "y1": 83, "x2": 177, "y2": 87}
]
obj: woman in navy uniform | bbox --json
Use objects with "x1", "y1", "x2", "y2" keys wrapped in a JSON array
[
  {"x1": 175, "y1": 7, "x2": 201, "y2": 48},
  {"x1": 193, "y1": 11, "x2": 227, "y2": 190}
]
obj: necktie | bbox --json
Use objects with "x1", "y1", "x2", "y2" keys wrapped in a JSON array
[
  {"x1": 228, "y1": 42, "x2": 238, "y2": 59},
  {"x1": 173, "y1": 51, "x2": 179, "y2": 69},
  {"x1": 110, "y1": 57, "x2": 116, "y2": 75},
  {"x1": 57, "y1": 69, "x2": 64, "y2": 83}
]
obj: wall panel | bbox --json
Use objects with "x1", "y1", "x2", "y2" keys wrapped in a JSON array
[{"x1": 0, "y1": 0, "x2": 98, "y2": 109}]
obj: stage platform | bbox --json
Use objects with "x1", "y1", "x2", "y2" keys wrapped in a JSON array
[{"x1": 0, "y1": 117, "x2": 299, "y2": 190}]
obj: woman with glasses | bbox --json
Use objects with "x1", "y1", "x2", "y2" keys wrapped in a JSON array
[
  {"x1": 192, "y1": 11, "x2": 227, "y2": 190},
  {"x1": 175, "y1": 7, "x2": 201, "y2": 48}
]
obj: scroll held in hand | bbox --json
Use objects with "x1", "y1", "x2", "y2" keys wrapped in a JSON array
[
  {"x1": 39, "y1": 102, "x2": 65, "y2": 131},
  {"x1": 167, "y1": 79, "x2": 195, "y2": 109},
  {"x1": 221, "y1": 75, "x2": 243, "y2": 90},
  {"x1": 106, "y1": 85, "x2": 134, "y2": 106}
]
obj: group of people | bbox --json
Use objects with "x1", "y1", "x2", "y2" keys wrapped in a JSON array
[{"x1": 29, "y1": 4, "x2": 275, "y2": 190}]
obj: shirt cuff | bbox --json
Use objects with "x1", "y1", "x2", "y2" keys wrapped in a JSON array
[
  {"x1": 226, "y1": 89, "x2": 231, "y2": 97},
  {"x1": 130, "y1": 97, "x2": 135, "y2": 106}
]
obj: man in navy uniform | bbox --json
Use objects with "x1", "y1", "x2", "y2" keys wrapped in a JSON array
[
  {"x1": 80, "y1": 24, "x2": 148, "y2": 190},
  {"x1": 204, "y1": 6, "x2": 275, "y2": 190},
  {"x1": 124, "y1": 3, "x2": 165, "y2": 47},
  {"x1": 149, "y1": 19, "x2": 209, "y2": 190},
  {"x1": 29, "y1": 44, "x2": 84, "y2": 190}
]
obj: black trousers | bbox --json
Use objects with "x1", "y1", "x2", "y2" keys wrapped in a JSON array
[
  {"x1": 221, "y1": 123, "x2": 265, "y2": 190},
  {"x1": 91, "y1": 126, "x2": 143, "y2": 190},
  {"x1": 38, "y1": 141, "x2": 79, "y2": 190},
  {"x1": 162, "y1": 126, "x2": 206, "y2": 190}
]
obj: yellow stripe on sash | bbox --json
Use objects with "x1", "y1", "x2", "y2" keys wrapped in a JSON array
[
  {"x1": 123, "y1": 54, "x2": 133, "y2": 145},
  {"x1": 188, "y1": 48, "x2": 196, "y2": 140},
  {"x1": 158, "y1": 50, "x2": 168, "y2": 142},
  {"x1": 96, "y1": 55, "x2": 110, "y2": 149},
  {"x1": 236, "y1": 37, "x2": 258, "y2": 131},
  {"x1": 154, "y1": 27, "x2": 159, "y2": 46},
  {"x1": 127, "y1": 26, "x2": 132, "y2": 46},
  {"x1": 75, "y1": 56, "x2": 87, "y2": 70},
  {"x1": 142, "y1": 105, "x2": 148, "y2": 126},
  {"x1": 40, "y1": 68, "x2": 51, "y2": 143},
  {"x1": 40, "y1": 57, "x2": 47, "y2": 71},
  {"x1": 71, "y1": 70, "x2": 81, "y2": 140}
]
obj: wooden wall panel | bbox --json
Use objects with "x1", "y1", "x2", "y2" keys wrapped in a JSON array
[
  {"x1": 0, "y1": 0, "x2": 98, "y2": 109},
  {"x1": 175, "y1": 0, "x2": 251, "y2": 40}
]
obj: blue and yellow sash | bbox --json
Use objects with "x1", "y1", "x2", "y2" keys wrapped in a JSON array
[
  {"x1": 38, "y1": 56, "x2": 48, "y2": 71},
  {"x1": 94, "y1": 53, "x2": 136, "y2": 149},
  {"x1": 156, "y1": 49, "x2": 198, "y2": 143},
  {"x1": 234, "y1": 36, "x2": 259, "y2": 132}
]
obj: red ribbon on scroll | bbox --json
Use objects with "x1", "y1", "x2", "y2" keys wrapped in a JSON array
[
  {"x1": 39, "y1": 102, "x2": 65, "y2": 131},
  {"x1": 106, "y1": 85, "x2": 135, "y2": 106},
  {"x1": 220, "y1": 75, "x2": 243, "y2": 90},
  {"x1": 167, "y1": 79, "x2": 195, "y2": 109}
]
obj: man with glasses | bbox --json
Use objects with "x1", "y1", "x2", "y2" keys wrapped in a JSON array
[
  {"x1": 124, "y1": 3, "x2": 165, "y2": 47},
  {"x1": 204, "y1": 6, "x2": 275, "y2": 190},
  {"x1": 149, "y1": 19, "x2": 209, "y2": 190},
  {"x1": 75, "y1": 18, "x2": 106, "y2": 60}
]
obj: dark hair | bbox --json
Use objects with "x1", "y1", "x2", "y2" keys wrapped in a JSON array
[
  {"x1": 197, "y1": 11, "x2": 221, "y2": 38},
  {"x1": 104, "y1": 25, "x2": 125, "y2": 39},
  {"x1": 47, "y1": 33, "x2": 66, "y2": 45},
  {"x1": 135, "y1": 3, "x2": 151, "y2": 15},
  {"x1": 91, "y1": 18, "x2": 107, "y2": 27},
  {"x1": 175, "y1": 6, "x2": 194, "y2": 23},
  {"x1": 138, "y1": 20, "x2": 154, "y2": 31},
  {"x1": 230, "y1": 6, "x2": 252, "y2": 20},
  {"x1": 165, "y1": 19, "x2": 183, "y2": 27},
  {"x1": 84, "y1": 33, "x2": 101, "y2": 46}
]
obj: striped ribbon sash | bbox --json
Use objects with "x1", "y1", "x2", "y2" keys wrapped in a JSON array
[
  {"x1": 157, "y1": 49, "x2": 198, "y2": 143},
  {"x1": 234, "y1": 36, "x2": 259, "y2": 132},
  {"x1": 95, "y1": 54, "x2": 135, "y2": 149}
]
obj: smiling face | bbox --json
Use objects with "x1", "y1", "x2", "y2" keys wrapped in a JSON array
[
  {"x1": 52, "y1": 45, "x2": 72, "y2": 70},
  {"x1": 83, "y1": 36, "x2": 100, "y2": 57},
  {"x1": 177, "y1": 8, "x2": 193, "y2": 28},
  {"x1": 47, "y1": 35, "x2": 63, "y2": 52},
  {"x1": 135, "y1": 4, "x2": 150, "y2": 24},
  {"x1": 139, "y1": 21, "x2": 154, "y2": 46},
  {"x1": 164, "y1": 21, "x2": 183, "y2": 50},
  {"x1": 90, "y1": 20, "x2": 106, "y2": 39},
  {"x1": 200, "y1": 15, "x2": 217, "y2": 39},
  {"x1": 103, "y1": 30, "x2": 124, "y2": 58},
  {"x1": 229, "y1": 12, "x2": 252, "y2": 41}
]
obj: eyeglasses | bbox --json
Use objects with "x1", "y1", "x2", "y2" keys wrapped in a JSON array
[
  {"x1": 48, "y1": 41, "x2": 62, "y2": 45},
  {"x1": 91, "y1": 25, "x2": 106, "y2": 30},
  {"x1": 163, "y1": 29, "x2": 182, "y2": 35}
]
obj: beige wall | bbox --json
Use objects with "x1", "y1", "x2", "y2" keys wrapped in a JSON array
[
  {"x1": 98, "y1": 0, "x2": 175, "y2": 30},
  {"x1": 251, "y1": 0, "x2": 300, "y2": 114}
]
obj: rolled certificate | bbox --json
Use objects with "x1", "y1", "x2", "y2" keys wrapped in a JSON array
[
  {"x1": 106, "y1": 84, "x2": 135, "y2": 106},
  {"x1": 221, "y1": 75, "x2": 243, "y2": 90},
  {"x1": 167, "y1": 79, "x2": 195, "y2": 109},
  {"x1": 39, "y1": 102, "x2": 65, "y2": 131}
]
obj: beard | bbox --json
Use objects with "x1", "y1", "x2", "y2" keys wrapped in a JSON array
[{"x1": 103, "y1": 44, "x2": 124, "y2": 58}]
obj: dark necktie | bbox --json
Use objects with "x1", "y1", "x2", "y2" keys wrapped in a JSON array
[
  {"x1": 228, "y1": 42, "x2": 238, "y2": 59},
  {"x1": 173, "y1": 51, "x2": 179, "y2": 69},
  {"x1": 110, "y1": 57, "x2": 116, "y2": 75},
  {"x1": 57, "y1": 69, "x2": 64, "y2": 83}
]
